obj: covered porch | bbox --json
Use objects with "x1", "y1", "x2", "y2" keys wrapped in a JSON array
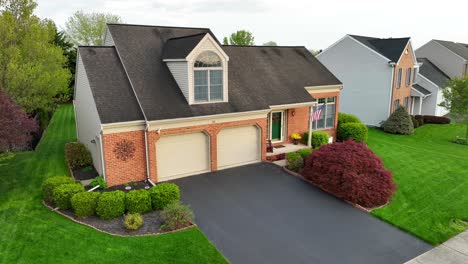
[{"x1": 411, "y1": 84, "x2": 432, "y2": 115}]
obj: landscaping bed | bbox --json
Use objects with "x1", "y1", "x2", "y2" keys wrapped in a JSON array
[{"x1": 72, "y1": 166, "x2": 98, "y2": 181}]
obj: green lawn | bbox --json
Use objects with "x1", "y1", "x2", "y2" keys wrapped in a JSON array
[
  {"x1": 368, "y1": 124, "x2": 468, "y2": 245},
  {"x1": 0, "y1": 104, "x2": 227, "y2": 264}
]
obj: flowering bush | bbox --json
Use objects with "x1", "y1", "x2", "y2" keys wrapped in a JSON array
[
  {"x1": 290, "y1": 133, "x2": 302, "y2": 140},
  {"x1": 302, "y1": 140, "x2": 396, "y2": 208}
]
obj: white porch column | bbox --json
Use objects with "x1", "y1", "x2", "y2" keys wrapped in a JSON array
[
  {"x1": 307, "y1": 106, "x2": 313, "y2": 147},
  {"x1": 419, "y1": 97, "x2": 423, "y2": 115},
  {"x1": 411, "y1": 97, "x2": 415, "y2": 115}
]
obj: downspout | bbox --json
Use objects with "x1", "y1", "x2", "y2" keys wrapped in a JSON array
[
  {"x1": 387, "y1": 62, "x2": 396, "y2": 116},
  {"x1": 99, "y1": 126, "x2": 106, "y2": 180},
  {"x1": 145, "y1": 120, "x2": 155, "y2": 186}
]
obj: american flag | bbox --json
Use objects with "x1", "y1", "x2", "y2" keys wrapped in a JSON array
[{"x1": 311, "y1": 103, "x2": 326, "y2": 122}]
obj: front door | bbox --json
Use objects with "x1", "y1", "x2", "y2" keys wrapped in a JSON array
[{"x1": 271, "y1": 112, "x2": 283, "y2": 141}]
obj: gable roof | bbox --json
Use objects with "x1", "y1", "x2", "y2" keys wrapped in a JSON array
[
  {"x1": 412, "y1": 84, "x2": 432, "y2": 96},
  {"x1": 78, "y1": 46, "x2": 144, "y2": 124},
  {"x1": 162, "y1": 33, "x2": 207, "y2": 60},
  {"x1": 81, "y1": 24, "x2": 341, "y2": 123},
  {"x1": 349, "y1": 35, "x2": 410, "y2": 62},
  {"x1": 417, "y1": 58, "x2": 451, "y2": 87},
  {"x1": 433, "y1": 39, "x2": 468, "y2": 60}
]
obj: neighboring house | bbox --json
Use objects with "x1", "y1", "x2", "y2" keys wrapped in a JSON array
[
  {"x1": 416, "y1": 39, "x2": 468, "y2": 79},
  {"x1": 412, "y1": 58, "x2": 450, "y2": 116},
  {"x1": 317, "y1": 34, "x2": 418, "y2": 126},
  {"x1": 74, "y1": 24, "x2": 342, "y2": 187}
]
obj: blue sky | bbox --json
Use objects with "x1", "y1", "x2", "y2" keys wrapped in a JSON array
[{"x1": 37, "y1": 0, "x2": 468, "y2": 50}]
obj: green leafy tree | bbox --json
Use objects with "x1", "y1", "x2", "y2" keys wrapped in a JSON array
[
  {"x1": 64, "y1": 11, "x2": 122, "y2": 46},
  {"x1": 263, "y1": 41, "x2": 277, "y2": 46},
  {"x1": 440, "y1": 75, "x2": 468, "y2": 140},
  {"x1": 223, "y1": 30, "x2": 254, "y2": 46},
  {"x1": 53, "y1": 28, "x2": 76, "y2": 99},
  {"x1": 0, "y1": 0, "x2": 71, "y2": 114}
]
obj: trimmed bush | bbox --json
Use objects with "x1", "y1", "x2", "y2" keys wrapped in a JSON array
[
  {"x1": 411, "y1": 116, "x2": 420, "y2": 128},
  {"x1": 160, "y1": 201, "x2": 194, "y2": 232},
  {"x1": 337, "y1": 122, "x2": 368, "y2": 142},
  {"x1": 149, "y1": 183, "x2": 181, "y2": 210},
  {"x1": 302, "y1": 140, "x2": 396, "y2": 208},
  {"x1": 383, "y1": 106, "x2": 414, "y2": 135},
  {"x1": 89, "y1": 175, "x2": 107, "y2": 189},
  {"x1": 124, "y1": 213, "x2": 143, "y2": 231},
  {"x1": 423, "y1": 115, "x2": 451, "y2": 124},
  {"x1": 296, "y1": 148, "x2": 312, "y2": 160},
  {"x1": 125, "y1": 189, "x2": 152, "y2": 214},
  {"x1": 52, "y1": 183, "x2": 85, "y2": 209},
  {"x1": 302, "y1": 131, "x2": 329, "y2": 149},
  {"x1": 415, "y1": 115, "x2": 424, "y2": 126},
  {"x1": 71, "y1": 191, "x2": 100, "y2": 218},
  {"x1": 338, "y1": 112, "x2": 361, "y2": 126},
  {"x1": 286, "y1": 152, "x2": 303, "y2": 172},
  {"x1": 65, "y1": 142, "x2": 92, "y2": 170},
  {"x1": 42, "y1": 176, "x2": 75, "y2": 202},
  {"x1": 96, "y1": 190, "x2": 126, "y2": 220}
]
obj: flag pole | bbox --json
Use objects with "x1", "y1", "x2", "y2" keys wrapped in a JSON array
[{"x1": 307, "y1": 106, "x2": 313, "y2": 148}]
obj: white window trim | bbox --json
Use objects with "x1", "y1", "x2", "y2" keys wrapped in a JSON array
[
  {"x1": 193, "y1": 66, "x2": 224, "y2": 103},
  {"x1": 311, "y1": 97, "x2": 336, "y2": 131},
  {"x1": 269, "y1": 110, "x2": 286, "y2": 143}
]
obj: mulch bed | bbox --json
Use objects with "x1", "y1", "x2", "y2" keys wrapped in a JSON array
[
  {"x1": 44, "y1": 201, "x2": 195, "y2": 237},
  {"x1": 105, "y1": 181, "x2": 152, "y2": 192},
  {"x1": 72, "y1": 166, "x2": 98, "y2": 181}
]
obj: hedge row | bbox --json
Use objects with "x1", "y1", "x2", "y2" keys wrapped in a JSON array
[
  {"x1": 302, "y1": 131, "x2": 329, "y2": 149},
  {"x1": 42, "y1": 177, "x2": 181, "y2": 220},
  {"x1": 286, "y1": 148, "x2": 313, "y2": 172},
  {"x1": 337, "y1": 112, "x2": 368, "y2": 142},
  {"x1": 414, "y1": 115, "x2": 451, "y2": 125}
]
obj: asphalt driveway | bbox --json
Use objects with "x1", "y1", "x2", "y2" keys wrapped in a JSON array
[{"x1": 173, "y1": 163, "x2": 431, "y2": 264}]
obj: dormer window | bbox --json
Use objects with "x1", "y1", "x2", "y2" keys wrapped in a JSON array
[{"x1": 194, "y1": 51, "x2": 223, "y2": 102}]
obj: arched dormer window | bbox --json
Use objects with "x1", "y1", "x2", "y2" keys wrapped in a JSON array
[{"x1": 194, "y1": 51, "x2": 223, "y2": 102}]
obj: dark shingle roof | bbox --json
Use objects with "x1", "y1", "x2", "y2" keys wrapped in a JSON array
[
  {"x1": 434, "y1": 40, "x2": 468, "y2": 60},
  {"x1": 101, "y1": 24, "x2": 341, "y2": 122},
  {"x1": 412, "y1": 84, "x2": 432, "y2": 96},
  {"x1": 78, "y1": 47, "x2": 144, "y2": 123},
  {"x1": 417, "y1": 58, "x2": 451, "y2": 87},
  {"x1": 349, "y1": 35, "x2": 410, "y2": 62},
  {"x1": 162, "y1": 33, "x2": 206, "y2": 60}
]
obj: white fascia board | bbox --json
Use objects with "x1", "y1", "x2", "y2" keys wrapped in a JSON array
[
  {"x1": 186, "y1": 34, "x2": 229, "y2": 62},
  {"x1": 269, "y1": 102, "x2": 315, "y2": 110},
  {"x1": 305, "y1": 84, "x2": 343, "y2": 92},
  {"x1": 396, "y1": 39, "x2": 413, "y2": 65}
]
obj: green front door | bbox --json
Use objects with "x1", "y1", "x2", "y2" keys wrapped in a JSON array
[{"x1": 271, "y1": 112, "x2": 282, "y2": 141}]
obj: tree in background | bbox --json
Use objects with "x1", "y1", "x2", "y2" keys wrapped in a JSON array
[
  {"x1": 64, "y1": 11, "x2": 122, "y2": 46},
  {"x1": 53, "y1": 28, "x2": 76, "y2": 100},
  {"x1": 440, "y1": 75, "x2": 468, "y2": 141},
  {"x1": 223, "y1": 30, "x2": 254, "y2": 46},
  {"x1": 263, "y1": 41, "x2": 277, "y2": 46},
  {"x1": 0, "y1": 90, "x2": 38, "y2": 152},
  {"x1": 0, "y1": 0, "x2": 71, "y2": 115}
]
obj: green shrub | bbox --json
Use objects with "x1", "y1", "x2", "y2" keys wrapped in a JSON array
[
  {"x1": 338, "y1": 112, "x2": 362, "y2": 126},
  {"x1": 296, "y1": 148, "x2": 312, "y2": 160},
  {"x1": 423, "y1": 115, "x2": 451, "y2": 124},
  {"x1": 71, "y1": 191, "x2": 100, "y2": 218},
  {"x1": 160, "y1": 201, "x2": 194, "y2": 232},
  {"x1": 65, "y1": 142, "x2": 92, "y2": 170},
  {"x1": 96, "y1": 190, "x2": 126, "y2": 220},
  {"x1": 383, "y1": 106, "x2": 414, "y2": 135},
  {"x1": 337, "y1": 122, "x2": 368, "y2": 142},
  {"x1": 124, "y1": 213, "x2": 144, "y2": 230},
  {"x1": 411, "y1": 116, "x2": 419, "y2": 128},
  {"x1": 149, "y1": 183, "x2": 181, "y2": 210},
  {"x1": 89, "y1": 175, "x2": 107, "y2": 189},
  {"x1": 302, "y1": 131, "x2": 329, "y2": 149},
  {"x1": 52, "y1": 183, "x2": 85, "y2": 209},
  {"x1": 42, "y1": 176, "x2": 75, "y2": 202},
  {"x1": 415, "y1": 115, "x2": 424, "y2": 126},
  {"x1": 286, "y1": 152, "x2": 303, "y2": 172},
  {"x1": 125, "y1": 190, "x2": 152, "y2": 214}
]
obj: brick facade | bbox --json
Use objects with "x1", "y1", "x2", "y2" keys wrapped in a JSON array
[
  {"x1": 102, "y1": 130, "x2": 147, "y2": 187},
  {"x1": 391, "y1": 43, "x2": 415, "y2": 113}
]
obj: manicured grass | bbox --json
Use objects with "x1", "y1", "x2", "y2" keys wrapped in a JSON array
[
  {"x1": 0, "y1": 105, "x2": 227, "y2": 264},
  {"x1": 368, "y1": 124, "x2": 468, "y2": 245}
]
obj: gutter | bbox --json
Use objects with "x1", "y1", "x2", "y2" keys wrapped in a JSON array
[
  {"x1": 387, "y1": 62, "x2": 396, "y2": 116},
  {"x1": 99, "y1": 126, "x2": 106, "y2": 180},
  {"x1": 144, "y1": 120, "x2": 155, "y2": 186}
]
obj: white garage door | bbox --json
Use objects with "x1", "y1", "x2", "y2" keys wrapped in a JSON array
[
  {"x1": 156, "y1": 132, "x2": 210, "y2": 181},
  {"x1": 217, "y1": 126, "x2": 261, "y2": 169}
]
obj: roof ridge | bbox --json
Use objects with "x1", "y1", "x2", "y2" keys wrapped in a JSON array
[
  {"x1": 106, "y1": 23, "x2": 210, "y2": 30},
  {"x1": 167, "y1": 32, "x2": 207, "y2": 41}
]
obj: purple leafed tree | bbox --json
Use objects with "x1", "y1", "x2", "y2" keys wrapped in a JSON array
[{"x1": 0, "y1": 91, "x2": 39, "y2": 152}]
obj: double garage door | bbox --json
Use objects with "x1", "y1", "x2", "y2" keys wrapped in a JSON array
[{"x1": 156, "y1": 125, "x2": 260, "y2": 181}]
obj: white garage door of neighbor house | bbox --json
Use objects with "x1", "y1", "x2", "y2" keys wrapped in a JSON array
[
  {"x1": 156, "y1": 132, "x2": 210, "y2": 181},
  {"x1": 217, "y1": 125, "x2": 261, "y2": 170}
]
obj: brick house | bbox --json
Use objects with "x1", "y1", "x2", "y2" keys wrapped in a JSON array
[
  {"x1": 317, "y1": 35, "x2": 418, "y2": 126},
  {"x1": 74, "y1": 24, "x2": 342, "y2": 187}
]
